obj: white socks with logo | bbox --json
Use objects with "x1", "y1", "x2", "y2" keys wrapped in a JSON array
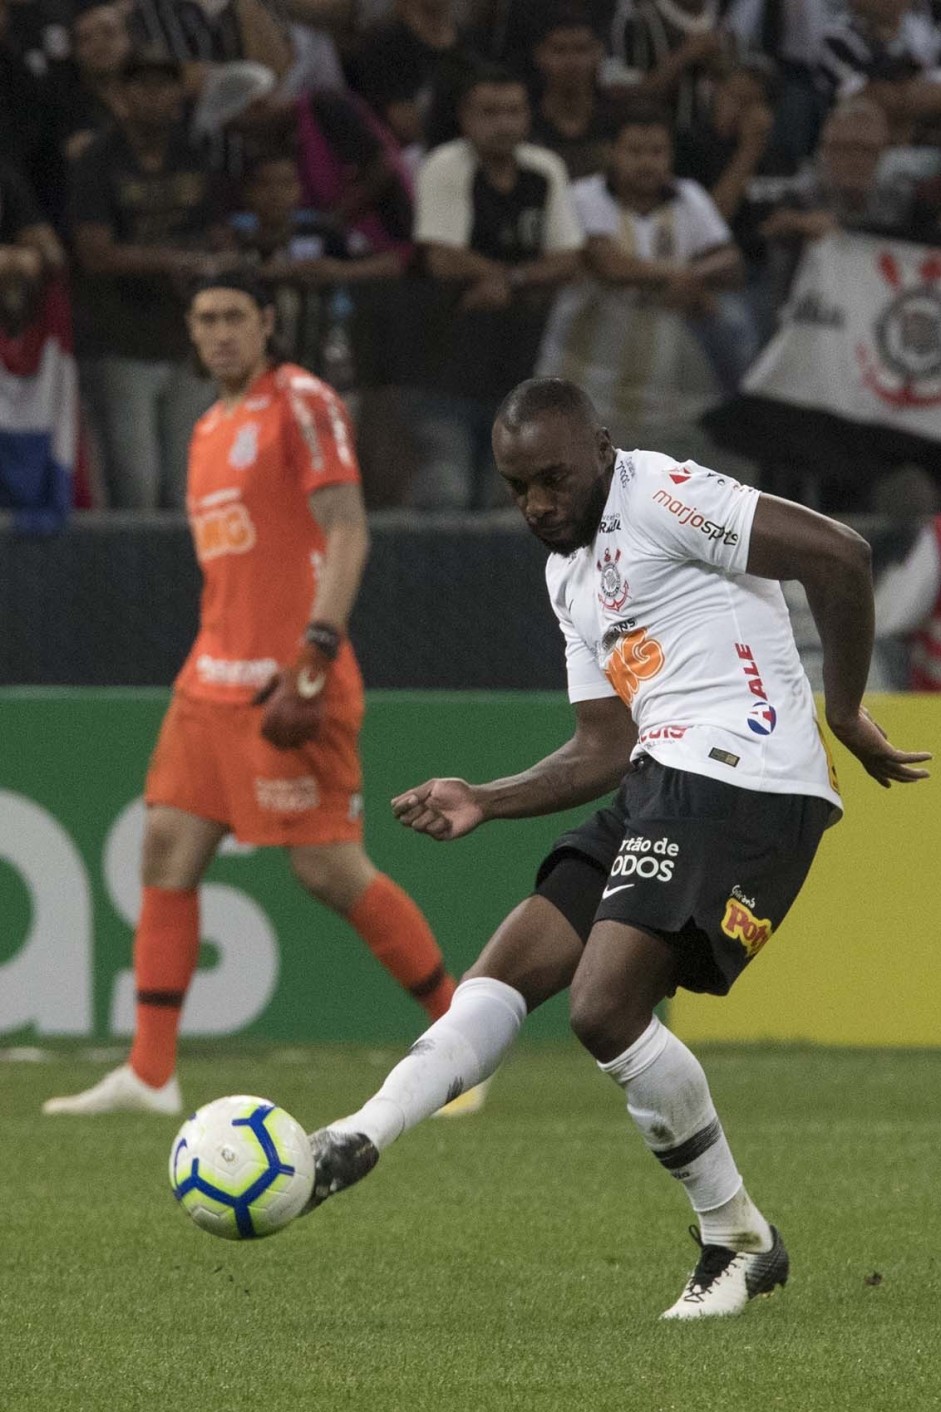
[
  {"x1": 331, "y1": 977, "x2": 527, "y2": 1151},
  {"x1": 599, "y1": 1015, "x2": 772, "y2": 1252}
]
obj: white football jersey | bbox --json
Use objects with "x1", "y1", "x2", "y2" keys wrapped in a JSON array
[{"x1": 546, "y1": 449, "x2": 843, "y2": 814}]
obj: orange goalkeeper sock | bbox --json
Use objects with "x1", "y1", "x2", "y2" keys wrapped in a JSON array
[
  {"x1": 348, "y1": 874, "x2": 456, "y2": 1021},
  {"x1": 129, "y1": 886, "x2": 200, "y2": 1088}
]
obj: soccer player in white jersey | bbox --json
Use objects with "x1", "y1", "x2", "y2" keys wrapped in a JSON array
[{"x1": 299, "y1": 377, "x2": 930, "y2": 1319}]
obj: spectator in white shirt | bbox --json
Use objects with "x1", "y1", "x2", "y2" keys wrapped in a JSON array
[
  {"x1": 409, "y1": 62, "x2": 583, "y2": 507},
  {"x1": 539, "y1": 99, "x2": 756, "y2": 464}
]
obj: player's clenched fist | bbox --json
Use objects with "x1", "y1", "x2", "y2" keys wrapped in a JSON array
[
  {"x1": 254, "y1": 622, "x2": 340, "y2": 750},
  {"x1": 391, "y1": 778, "x2": 485, "y2": 841}
]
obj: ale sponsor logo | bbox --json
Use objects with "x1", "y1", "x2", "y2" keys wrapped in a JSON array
[{"x1": 735, "y1": 642, "x2": 777, "y2": 735}]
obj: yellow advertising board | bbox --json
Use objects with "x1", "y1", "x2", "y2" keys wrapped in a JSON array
[{"x1": 672, "y1": 695, "x2": 941, "y2": 1047}]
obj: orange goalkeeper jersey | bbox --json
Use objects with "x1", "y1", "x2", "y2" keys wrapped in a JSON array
[{"x1": 176, "y1": 363, "x2": 363, "y2": 706}]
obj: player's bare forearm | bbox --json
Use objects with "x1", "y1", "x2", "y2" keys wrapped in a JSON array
[
  {"x1": 307, "y1": 484, "x2": 369, "y2": 632},
  {"x1": 475, "y1": 740, "x2": 628, "y2": 819},
  {"x1": 746, "y1": 494, "x2": 931, "y2": 785},
  {"x1": 392, "y1": 698, "x2": 636, "y2": 840},
  {"x1": 478, "y1": 696, "x2": 636, "y2": 819}
]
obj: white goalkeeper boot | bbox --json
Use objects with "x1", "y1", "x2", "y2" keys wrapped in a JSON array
[
  {"x1": 661, "y1": 1225, "x2": 789, "y2": 1319},
  {"x1": 42, "y1": 1063, "x2": 182, "y2": 1116}
]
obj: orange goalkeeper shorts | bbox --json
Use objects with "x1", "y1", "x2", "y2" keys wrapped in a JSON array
[{"x1": 144, "y1": 690, "x2": 365, "y2": 847}]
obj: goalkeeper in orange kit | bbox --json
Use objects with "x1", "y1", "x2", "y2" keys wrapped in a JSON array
[{"x1": 43, "y1": 272, "x2": 478, "y2": 1116}]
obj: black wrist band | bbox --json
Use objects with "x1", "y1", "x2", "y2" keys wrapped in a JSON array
[{"x1": 304, "y1": 621, "x2": 341, "y2": 660}]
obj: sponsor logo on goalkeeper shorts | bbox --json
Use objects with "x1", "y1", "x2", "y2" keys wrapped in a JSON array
[
  {"x1": 196, "y1": 655, "x2": 277, "y2": 689},
  {"x1": 721, "y1": 896, "x2": 773, "y2": 959},
  {"x1": 254, "y1": 776, "x2": 320, "y2": 813}
]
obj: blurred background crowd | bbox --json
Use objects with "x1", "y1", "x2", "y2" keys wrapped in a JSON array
[{"x1": 1, "y1": 0, "x2": 941, "y2": 683}]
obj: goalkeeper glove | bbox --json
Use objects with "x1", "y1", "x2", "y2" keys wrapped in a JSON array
[{"x1": 254, "y1": 621, "x2": 341, "y2": 750}]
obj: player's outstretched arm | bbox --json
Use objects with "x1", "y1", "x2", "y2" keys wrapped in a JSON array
[
  {"x1": 746, "y1": 494, "x2": 932, "y2": 788},
  {"x1": 821, "y1": 704, "x2": 931, "y2": 789},
  {"x1": 392, "y1": 696, "x2": 637, "y2": 839}
]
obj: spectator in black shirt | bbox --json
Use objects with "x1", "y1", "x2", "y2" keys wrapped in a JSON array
[
  {"x1": 4, "y1": 0, "x2": 73, "y2": 78},
  {"x1": 674, "y1": 57, "x2": 789, "y2": 341},
  {"x1": 0, "y1": 0, "x2": 62, "y2": 218},
  {"x1": 817, "y1": 0, "x2": 941, "y2": 143},
  {"x1": 0, "y1": 159, "x2": 65, "y2": 332},
  {"x1": 69, "y1": 48, "x2": 236, "y2": 508},
  {"x1": 295, "y1": 88, "x2": 414, "y2": 254},
  {"x1": 528, "y1": 4, "x2": 625, "y2": 180},
  {"x1": 57, "y1": 1, "x2": 131, "y2": 162},
  {"x1": 231, "y1": 148, "x2": 404, "y2": 368},
  {"x1": 348, "y1": 0, "x2": 463, "y2": 157},
  {"x1": 604, "y1": 0, "x2": 743, "y2": 134}
]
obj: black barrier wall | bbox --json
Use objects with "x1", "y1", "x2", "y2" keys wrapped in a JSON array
[{"x1": 0, "y1": 513, "x2": 567, "y2": 689}]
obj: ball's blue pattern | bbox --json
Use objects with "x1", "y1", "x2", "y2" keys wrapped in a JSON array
[{"x1": 171, "y1": 1102, "x2": 297, "y2": 1238}]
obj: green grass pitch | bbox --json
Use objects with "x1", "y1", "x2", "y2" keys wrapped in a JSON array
[{"x1": 3, "y1": 1042, "x2": 940, "y2": 1412}]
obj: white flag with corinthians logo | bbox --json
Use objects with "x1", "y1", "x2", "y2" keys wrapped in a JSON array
[{"x1": 745, "y1": 231, "x2": 941, "y2": 437}]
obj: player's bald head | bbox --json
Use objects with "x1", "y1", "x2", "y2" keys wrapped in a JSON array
[
  {"x1": 493, "y1": 378, "x2": 614, "y2": 555},
  {"x1": 495, "y1": 377, "x2": 601, "y2": 439}
]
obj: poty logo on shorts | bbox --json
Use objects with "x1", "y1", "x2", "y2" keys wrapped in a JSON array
[
  {"x1": 609, "y1": 836, "x2": 679, "y2": 883},
  {"x1": 721, "y1": 898, "x2": 773, "y2": 959}
]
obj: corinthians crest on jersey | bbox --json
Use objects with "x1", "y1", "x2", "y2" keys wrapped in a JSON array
[
  {"x1": 597, "y1": 547, "x2": 629, "y2": 610},
  {"x1": 229, "y1": 421, "x2": 260, "y2": 470}
]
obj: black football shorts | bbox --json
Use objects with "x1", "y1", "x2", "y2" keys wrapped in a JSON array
[{"x1": 534, "y1": 755, "x2": 831, "y2": 996}]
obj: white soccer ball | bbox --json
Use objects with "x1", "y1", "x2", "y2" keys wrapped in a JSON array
[{"x1": 169, "y1": 1095, "x2": 314, "y2": 1240}]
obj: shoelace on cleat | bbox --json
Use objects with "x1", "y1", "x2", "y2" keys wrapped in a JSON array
[{"x1": 681, "y1": 1226, "x2": 745, "y2": 1300}]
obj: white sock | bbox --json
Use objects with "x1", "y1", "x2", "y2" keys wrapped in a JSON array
[
  {"x1": 698, "y1": 1182, "x2": 773, "y2": 1252},
  {"x1": 599, "y1": 1016, "x2": 771, "y2": 1248},
  {"x1": 332, "y1": 977, "x2": 526, "y2": 1150}
]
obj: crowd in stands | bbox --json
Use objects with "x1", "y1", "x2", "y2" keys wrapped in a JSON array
[{"x1": 1, "y1": 0, "x2": 940, "y2": 525}]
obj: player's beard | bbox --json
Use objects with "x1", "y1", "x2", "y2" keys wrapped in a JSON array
[{"x1": 533, "y1": 475, "x2": 610, "y2": 557}]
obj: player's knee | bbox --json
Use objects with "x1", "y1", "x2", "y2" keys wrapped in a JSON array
[
  {"x1": 289, "y1": 849, "x2": 332, "y2": 899},
  {"x1": 141, "y1": 816, "x2": 190, "y2": 888},
  {"x1": 568, "y1": 979, "x2": 619, "y2": 1054},
  {"x1": 290, "y1": 844, "x2": 377, "y2": 913}
]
